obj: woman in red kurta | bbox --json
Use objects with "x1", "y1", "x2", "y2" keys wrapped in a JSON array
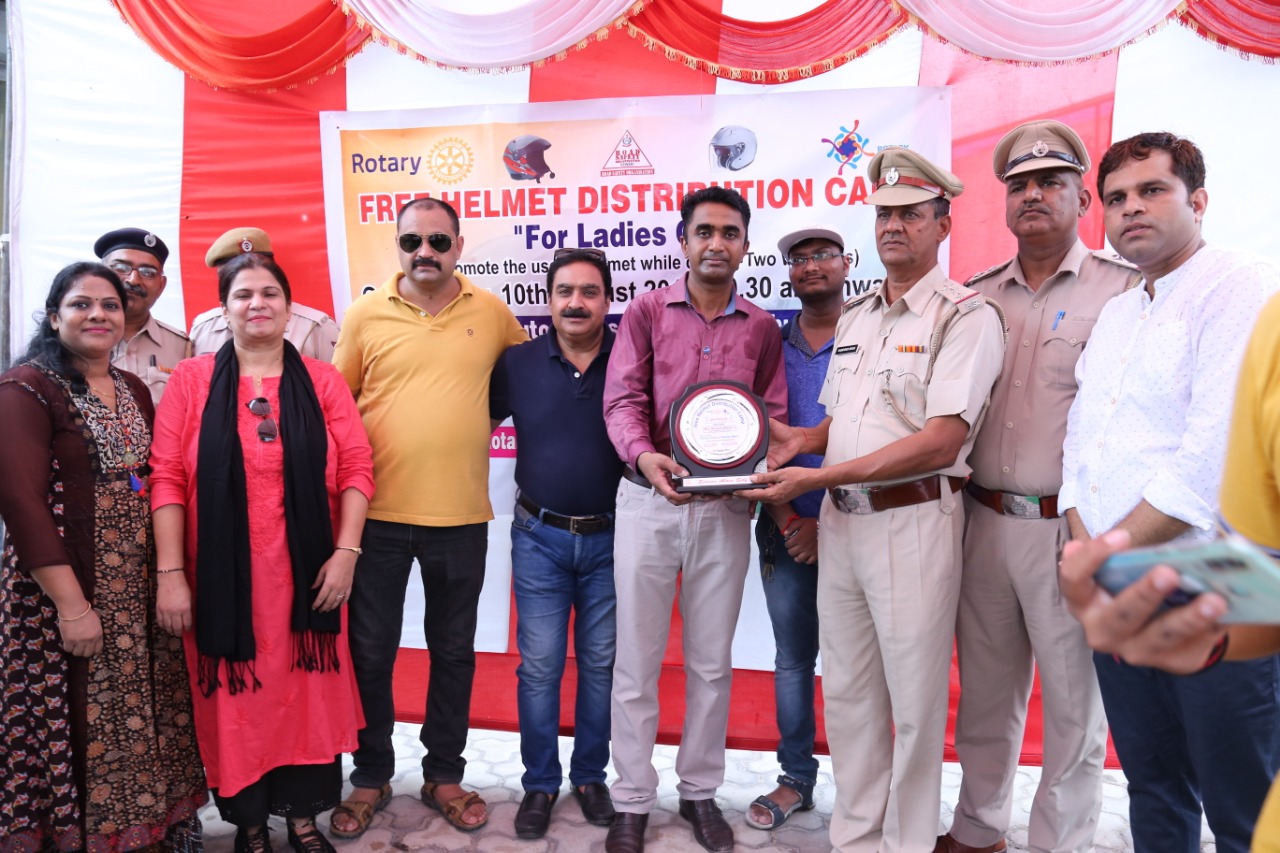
[{"x1": 149, "y1": 253, "x2": 374, "y2": 853}]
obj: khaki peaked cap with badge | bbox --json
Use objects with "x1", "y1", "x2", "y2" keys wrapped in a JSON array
[
  {"x1": 205, "y1": 226, "x2": 273, "y2": 267},
  {"x1": 189, "y1": 225, "x2": 341, "y2": 360},
  {"x1": 866, "y1": 147, "x2": 964, "y2": 207},
  {"x1": 993, "y1": 119, "x2": 1089, "y2": 180}
]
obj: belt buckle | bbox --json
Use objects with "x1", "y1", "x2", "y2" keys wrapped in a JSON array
[
  {"x1": 567, "y1": 515, "x2": 604, "y2": 535},
  {"x1": 1000, "y1": 493, "x2": 1043, "y2": 519},
  {"x1": 833, "y1": 487, "x2": 874, "y2": 515}
]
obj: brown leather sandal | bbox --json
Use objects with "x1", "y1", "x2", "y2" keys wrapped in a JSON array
[
  {"x1": 329, "y1": 783, "x2": 392, "y2": 839},
  {"x1": 420, "y1": 781, "x2": 488, "y2": 831}
]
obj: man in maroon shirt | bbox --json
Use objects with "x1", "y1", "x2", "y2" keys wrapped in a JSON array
[{"x1": 602, "y1": 187, "x2": 788, "y2": 853}]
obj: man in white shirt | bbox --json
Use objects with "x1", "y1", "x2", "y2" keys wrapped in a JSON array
[{"x1": 1061, "y1": 131, "x2": 1280, "y2": 853}]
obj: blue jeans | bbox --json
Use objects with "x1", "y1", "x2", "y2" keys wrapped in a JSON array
[
  {"x1": 755, "y1": 514, "x2": 820, "y2": 786},
  {"x1": 1094, "y1": 651, "x2": 1280, "y2": 853},
  {"x1": 347, "y1": 519, "x2": 488, "y2": 788},
  {"x1": 511, "y1": 500, "x2": 617, "y2": 793}
]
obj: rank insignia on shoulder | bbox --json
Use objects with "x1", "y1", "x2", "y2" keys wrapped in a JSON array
[{"x1": 836, "y1": 344, "x2": 860, "y2": 355}]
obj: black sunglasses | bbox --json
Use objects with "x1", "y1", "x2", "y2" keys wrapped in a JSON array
[
  {"x1": 245, "y1": 397, "x2": 278, "y2": 443},
  {"x1": 397, "y1": 232, "x2": 454, "y2": 254},
  {"x1": 553, "y1": 247, "x2": 608, "y2": 263}
]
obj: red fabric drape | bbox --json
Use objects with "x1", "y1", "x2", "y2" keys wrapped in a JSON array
[
  {"x1": 110, "y1": 0, "x2": 370, "y2": 91},
  {"x1": 1180, "y1": 0, "x2": 1280, "y2": 59},
  {"x1": 622, "y1": 0, "x2": 909, "y2": 83}
]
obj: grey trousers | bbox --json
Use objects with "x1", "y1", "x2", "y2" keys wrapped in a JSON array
[{"x1": 608, "y1": 479, "x2": 752, "y2": 812}]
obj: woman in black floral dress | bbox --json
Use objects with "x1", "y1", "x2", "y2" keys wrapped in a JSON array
[{"x1": 0, "y1": 261, "x2": 207, "y2": 852}]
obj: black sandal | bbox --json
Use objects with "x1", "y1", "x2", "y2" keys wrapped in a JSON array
[
  {"x1": 745, "y1": 774, "x2": 816, "y2": 830},
  {"x1": 234, "y1": 825, "x2": 271, "y2": 853},
  {"x1": 288, "y1": 818, "x2": 337, "y2": 853}
]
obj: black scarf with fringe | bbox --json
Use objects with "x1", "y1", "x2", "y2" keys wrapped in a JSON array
[{"x1": 194, "y1": 340, "x2": 338, "y2": 696}]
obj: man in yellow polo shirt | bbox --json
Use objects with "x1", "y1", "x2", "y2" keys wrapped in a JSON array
[
  {"x1": 331, "y1": 197, "x2": 526, "y2": 838},
  {"x1": 1058, "y1": 288, "x2": 1280, "y2": 851}
]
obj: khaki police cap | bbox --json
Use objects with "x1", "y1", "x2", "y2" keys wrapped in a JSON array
[
  {"x1": 205, "y1": 227, "x2": 273, "y2": 267},
  {"x1": 993, "y1": 120, "x2": 1089, "y2": 180},
  {"x1": 777, "y1": 225, "x2": 844, "y2": 259},
  {"x1": 866, "y1": 147, "x2": 964, "y2": 206}
]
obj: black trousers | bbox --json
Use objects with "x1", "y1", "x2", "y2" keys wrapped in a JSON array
[{"x1": 212, "y1": 758, "x2": 342, "y2": 825}]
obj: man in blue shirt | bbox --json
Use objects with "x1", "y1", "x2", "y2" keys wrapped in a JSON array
[
  {"x1": 490, "y1": 248, "x2": 623, "y2": 840},
  {"x1": 746, "y1": 225, "x2": 847, "y2": 831}
]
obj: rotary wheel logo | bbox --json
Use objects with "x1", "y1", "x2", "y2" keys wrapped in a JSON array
[{"x1": 426, "y1": 137, "x2": 473, "y2": 185}]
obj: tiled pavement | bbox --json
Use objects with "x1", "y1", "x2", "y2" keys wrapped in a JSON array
[{"x1": 200, "y1": 723, "x2": 1217, "y2": 852}]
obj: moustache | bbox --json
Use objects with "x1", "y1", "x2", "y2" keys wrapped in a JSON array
[
  {"x1": 124, "y1": 284, "x2": 147, "y2": 298},
  {"x1": 412, "y1": 258, "x2": 442, "y2": 270},
  {"x1": 560, "y1": 309, "x2": 591, "y2": 319}
]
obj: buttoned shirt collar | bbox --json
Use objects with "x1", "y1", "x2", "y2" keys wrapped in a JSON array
[
  {"x1": 663, "y1": 276, "x2": 741, "y2": 317},
  {"x1": 1001, "y1": 239, "x2": 1092, "y2": 293},
  {"x1": 543, "y1": 325, "x2": 615, "y2": 363},
  {"x1": 870, "y1": 264, "x2": 946, "y2": 317},
  {"x1": 384, "y1": 271, "x2": 474, "y2": 308}
]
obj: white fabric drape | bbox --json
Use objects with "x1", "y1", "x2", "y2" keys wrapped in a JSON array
[
  {"x1": 340, "y1": 0, "x2": 637, "y2": 68},
  {"x1": 898, "y1": 0, "x2": 1184, "y2": 61}
]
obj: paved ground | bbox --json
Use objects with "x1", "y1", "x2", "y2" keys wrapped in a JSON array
[{"x1": 199, "y1": 723, "x2": 1216, "y2": 852}]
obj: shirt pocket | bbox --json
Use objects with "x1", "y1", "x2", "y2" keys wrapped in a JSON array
[
  {"x1": 711, "y1": 351, "x2": 760, "y2": 388},
  {"x1": 827, "y1": 350, "x2": 864, "y2": 410},
  {"x1": 882, "y1": 354, "x2": 927, "y2": 427},
  {"x1": 1038, "y1": 331, "x2": 1087, "y2": 389},
  {"x1": 141, "y1": 365, "x2": 170, "y2": 399}
]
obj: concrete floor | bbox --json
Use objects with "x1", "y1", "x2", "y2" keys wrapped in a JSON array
[{"x1": 198, "y1": 723, "x2": 1219, "y2": 852}]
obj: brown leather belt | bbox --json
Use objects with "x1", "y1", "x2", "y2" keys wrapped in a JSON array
[
  {"x1": 965, "y1": 482, "x2": 1060, "y2": 519},
  {"x1": 517, "y1": 493, "x2": 613, "y2": 535},
  {"x1": 622, "y1": 466, "x2": 652, "y2": 489},
  {"x1": 829, "y1": 475, "x2": 964, "y2": 515}
]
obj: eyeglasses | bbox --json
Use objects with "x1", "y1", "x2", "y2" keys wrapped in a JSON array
[
  {"x1": 552, "y1": 247, "x2": 609, "y2": 263},
  {"x1": 785, "y1": 251, "x2": 847, "y2": 269},
  {"x1": 397, "y1": 232, "x2": 454, "y2": 254},
  {"x1": 245, "y1": 397, "x2": 278, "y2": 442},
  {"x1": 107, "y1": 260, "x2": 161, "y2": 280}
]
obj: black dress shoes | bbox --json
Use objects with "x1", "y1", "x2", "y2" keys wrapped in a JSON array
[
  {"x1": 605, "y1": 812, "x2": 648, "y2": 853},
  {"x1": 573, "y1": 782, "x2": 617, "y2": 826},
  {"x1": 678, "y1": 798, "x2": 734, "y2": 853},
  {"x1": 514, "y1": 790, "x2": 558, "y2": 839}
]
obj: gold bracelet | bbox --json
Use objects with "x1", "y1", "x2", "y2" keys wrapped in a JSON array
[
  {"x1": 58, "y1": 603, "x2": 94, "y2": 622},
  {"x1": 335, "y1": 545, "x2": 363, "y2": 556},
  {"x1": 155, "y1": 567, "x2": 184, "y2": 574}
]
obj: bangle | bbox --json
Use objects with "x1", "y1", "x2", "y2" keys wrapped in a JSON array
[
  {"x1": 1200, "y1": 633, "x2": 1230, "y2": 672},
  {"x1": 58, "y1": 603, "x2": 94, "y2": 622},
  {"x1": 335, "y1": 545, "x2": 363, "y2": 556},
  {"x1": 155, "y1": 567, "x2": 184, "y2": 575},
  {"x1": 781, "y1": 513, "x2": 801, "y2": 534}
]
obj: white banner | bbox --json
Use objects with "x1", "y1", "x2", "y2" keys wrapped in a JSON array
[{"x1": 321, "y1": 89, "x2": 951, "y2": 668}]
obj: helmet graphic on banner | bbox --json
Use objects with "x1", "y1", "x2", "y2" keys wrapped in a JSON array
[
  {"x1": 503, "y1": 135, "x2": 555, "y2": 183},
  {"x1": 709, "y1": 125, "x2": 757, "y2": 172}
]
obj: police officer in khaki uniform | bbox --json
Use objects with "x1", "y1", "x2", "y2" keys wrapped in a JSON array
[
  {"x1": 187, "y1": 227, "x2": 341, "y2": 359},
  {"x1": 742, "y1": 147, "x2": 1006, "y2": 853},
  {"x1": 94, "y1": 228, "x2": 188, "y2": 403},
  {"x1": 937, "y1": 122, "x2": 1139, "y2": 853}
]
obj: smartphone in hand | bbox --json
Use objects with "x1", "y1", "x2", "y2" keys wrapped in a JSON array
[{"x1": 1095, "y1": 536, "x2": 1280, "y2": 624}]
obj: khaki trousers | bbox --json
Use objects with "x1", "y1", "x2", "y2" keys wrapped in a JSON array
[
  {"x1": 951, "y1": 495, "x2": 1107, "y2": 853},
  {"x1": 608, "y1": 479, "x2": 752, "y2": 812},
  {"x1": 818, "y1": 489, "x2": 964, "y2": 853}
]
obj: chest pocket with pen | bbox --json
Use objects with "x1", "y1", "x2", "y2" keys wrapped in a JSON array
[{"x1": 1039, "y1": 323, "x2": 1089, "y2": 389}]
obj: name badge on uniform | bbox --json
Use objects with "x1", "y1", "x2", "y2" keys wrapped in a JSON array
[{"x1": 836, "y1": 345, "x2": 859, "y2": 355}]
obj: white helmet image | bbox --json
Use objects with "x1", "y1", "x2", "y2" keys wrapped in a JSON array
[{"x1": 709, "y1": 125, "x2": 757, "y2": 172}]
